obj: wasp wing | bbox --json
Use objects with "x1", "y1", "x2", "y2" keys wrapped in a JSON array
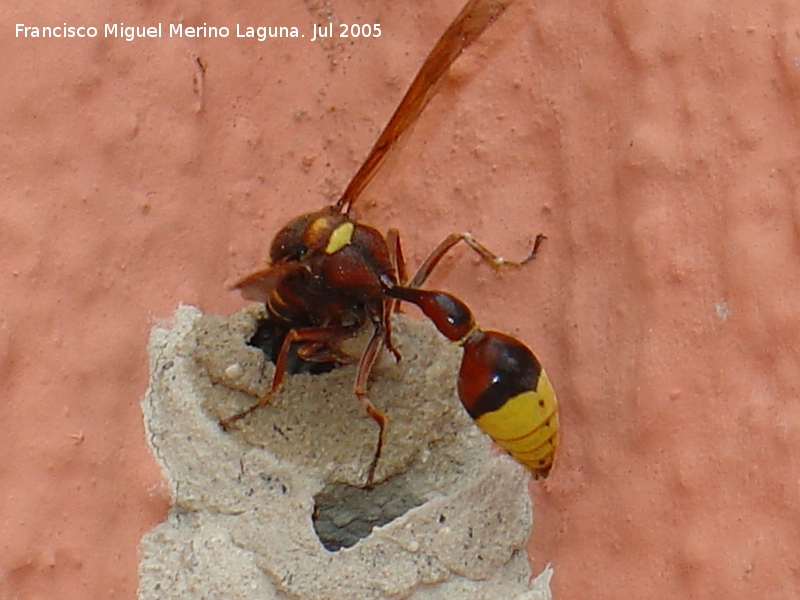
[
  {"x1": 335, "y1": 0, "x2": 515, "y2": 214},
  {"x1": 231, "y1": 261, "x2": 307, "y2": 304}
]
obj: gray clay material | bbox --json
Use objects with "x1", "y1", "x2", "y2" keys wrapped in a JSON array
[{"x1": 139, "y1": 305, "x2": 553, "y2": 599}]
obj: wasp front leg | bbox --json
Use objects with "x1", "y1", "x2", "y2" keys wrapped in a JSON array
[{"x1": 220, "y1": 323, "x2": 360, "y2": 430}]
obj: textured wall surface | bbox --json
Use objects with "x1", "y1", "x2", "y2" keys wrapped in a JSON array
[{"x1": 2, "y1": 0, "x2": 799, "y2": 598}]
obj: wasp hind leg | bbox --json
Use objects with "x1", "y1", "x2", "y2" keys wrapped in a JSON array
[{"x1": 409, "y1": 232, "x2": 546, "y2": 288}]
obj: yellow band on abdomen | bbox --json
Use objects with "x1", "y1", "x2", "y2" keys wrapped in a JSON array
[{"x1": 474, "y1": 370, "x2": 558, "y2": 474}]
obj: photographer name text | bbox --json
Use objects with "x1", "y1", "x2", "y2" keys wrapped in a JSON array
[{"x1": 15, "y1": 22, "x2": 382, "y2": 42}]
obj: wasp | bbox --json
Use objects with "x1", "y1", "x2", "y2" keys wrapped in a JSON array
[{"x1": 222, "y1": 0, "x2": 559, "y2": 484}]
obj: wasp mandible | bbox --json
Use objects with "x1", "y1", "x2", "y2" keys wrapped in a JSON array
[{"x1": 222, "y1": 0, "x2": 559, "y2": 484}]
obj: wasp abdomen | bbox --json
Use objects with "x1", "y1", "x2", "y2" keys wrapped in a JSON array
[{"x1": 458, "y1": 330, "x2": 559, "y2": 478}]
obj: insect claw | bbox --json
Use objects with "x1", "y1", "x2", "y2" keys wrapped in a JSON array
[
  {"x1": 219, "y1": 410, "x2": 249, "y2": 431},
  {"x1": 220, "y1": 397, "x2": 268, "y2": 430},
  {"x1": 518, "y1": 233, "x2": 547, "y2": 265}
]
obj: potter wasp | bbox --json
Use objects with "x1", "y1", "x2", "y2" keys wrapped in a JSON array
[{"x1": 223, "y1": 0, "x2": 559, "y2": 484}]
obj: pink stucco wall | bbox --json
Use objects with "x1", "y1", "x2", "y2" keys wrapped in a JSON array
[{"x1": 3, "y1": 0, "x2": 799, "y2": 597}]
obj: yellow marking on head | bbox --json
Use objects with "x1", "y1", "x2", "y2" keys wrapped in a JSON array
[
  {"x1": 308, "y1": 216, "x2": 331, "y2": 239},
  {"x1": 474, "y1": 370, "x2": 558, "y2": 471},
  {"x1": 325, "y1": 222, "x2": 354, "y2": 254}
]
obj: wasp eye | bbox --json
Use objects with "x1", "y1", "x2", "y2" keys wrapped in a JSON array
[
  {"x1": 279, "y1": 241, "x2": 308, "y2": 261},
  {"x1": 272, "y1": 237, "x2": 308, "y2": 261},
  {"x1": 270, "y1": 213, "x2": 318, "y2": 262}
]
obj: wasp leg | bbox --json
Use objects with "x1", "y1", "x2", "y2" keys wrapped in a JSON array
[
  {"x1": 385, "y1": 228, "x2": 406, "y2": 334},
  {"x1": 354, "y1": 320, "x2": 391, "y2": 486},
  {"x1": 409, "y1": 232, "x2": 546, "y2": 288},
  {"x1": 380, "y1": 297, "x2": 402, "y2": 363},
  {"x1": 296, "y1": 341, "x2": 358, "y2": 365},
  {"x1": 220, "y1": 323, "x2": 360, "y2": 429},
  {"x1": 383, "y1": 227, "x2": 406, "y2": 361},
  {"x1": 386, "y1": 228, "x2": 408, "y2": 286}
]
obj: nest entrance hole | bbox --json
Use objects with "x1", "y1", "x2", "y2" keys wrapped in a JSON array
[
  {"x1": 248, "y1": 318, "x2": 340, "y2": 375},
  {"x1": 312, "y1": 476, "x2": 425, "y2": 551}
]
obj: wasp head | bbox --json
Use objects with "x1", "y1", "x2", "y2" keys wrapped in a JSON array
[{"x1": 270, "y1": 206, "x2": 352, "y2": 263}]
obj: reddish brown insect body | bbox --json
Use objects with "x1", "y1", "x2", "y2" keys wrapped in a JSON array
[
  {"x1": 226, "y1": 206, "x2": 401, "y2": 483},
  {"x1": 223, "y1": 0, "x2": 559, "y2": 484}
]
